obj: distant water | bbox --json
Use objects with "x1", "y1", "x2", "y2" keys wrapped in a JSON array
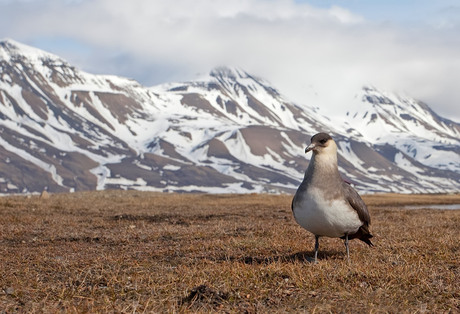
[{"x1": 404, "y1": 204, "x2": 460, "y2": 210}]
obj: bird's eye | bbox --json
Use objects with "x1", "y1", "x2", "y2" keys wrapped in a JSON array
[{"x1": 319, "y1": 139, "x2": 327, "y2": 144}]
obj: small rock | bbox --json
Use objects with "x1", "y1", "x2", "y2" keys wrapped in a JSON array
[
  {"x1": 180, "y1": 284, "x2": 229, "y2": 306},
  {"x1": 308, "y1": 291, "x2": 318, "y2": 297},
  {"x1": 5, "y1": 287, "x2": 14, "y2": 295},
  {"x1": 359, "y1": 281, "x2": 369, "y2": 288},
  {"x1": 40, "y1": 190, "x2": 50, "y2": 199}
]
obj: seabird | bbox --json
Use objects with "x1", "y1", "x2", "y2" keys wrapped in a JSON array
[{"x1": 292, "y1": 132, "x2": 373, "y2": 262}]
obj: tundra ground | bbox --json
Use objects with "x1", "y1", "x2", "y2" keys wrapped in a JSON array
[{"x1": 0, "y1": 191, "x2": 459, "y2": 312}]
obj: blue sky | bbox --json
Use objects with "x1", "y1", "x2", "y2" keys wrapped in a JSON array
[
  {"x1": 299, "y1": 0, "x2": 459, "y2": 22},
  {"x1": 1, "y1": 0, "x2": 459, "y2": 120}
]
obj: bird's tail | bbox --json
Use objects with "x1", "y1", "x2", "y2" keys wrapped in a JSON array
[
  {"x1": 359, "y1": 232, "x2": 374, "y2": 247},
  {"x1": 345, "y1": 225, "x2": 374, "y2": 247}
]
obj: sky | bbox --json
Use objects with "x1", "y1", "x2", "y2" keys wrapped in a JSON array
[{"x1": 1, "y1": 0, "x2": 459, "y2": 121}]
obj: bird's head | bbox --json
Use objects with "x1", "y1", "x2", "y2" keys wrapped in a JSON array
[{"x1": 305, "y1": 132, "x2": 337, "y2": 155}]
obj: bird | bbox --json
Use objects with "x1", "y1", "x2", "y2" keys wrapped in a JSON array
[{"x1": 291, "y1": 132, "x2": 373, "y2": 262}]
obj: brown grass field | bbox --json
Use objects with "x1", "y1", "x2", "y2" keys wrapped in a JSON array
[{"x1": 0, "y1": 191, "x2": 459, "y2": 313}]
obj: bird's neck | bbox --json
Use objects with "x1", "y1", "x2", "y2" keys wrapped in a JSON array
[
  {"x1": 315, "y1": 151, "x2": 337, "y2": 166},
  {"x1": 305, "y1": 151, "x2": 340, "y2": 180}
]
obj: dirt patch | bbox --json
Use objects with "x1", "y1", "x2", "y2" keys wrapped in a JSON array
[
  {"x1": 111, "y1": 212, "x2": 242, "y2": 226},
  {"x1": 180, "y1": 285, "x2": 229, "y2": 308},
  {"x1": 112, "y1": 213, "x2": 191, "y2": 226}
]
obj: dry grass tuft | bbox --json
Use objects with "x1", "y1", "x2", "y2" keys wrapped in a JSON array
[{"x1": 0, "y1": 191, "x2": 459, "y2": 312}]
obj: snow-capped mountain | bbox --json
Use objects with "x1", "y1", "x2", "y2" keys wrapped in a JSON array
[{"x1": 0, "y1": 39, "x2": 459, "y2": 194}]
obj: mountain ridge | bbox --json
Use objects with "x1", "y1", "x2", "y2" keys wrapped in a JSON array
[{"x1": 0, "y1": 40, "x2": 459, "y2": 194}]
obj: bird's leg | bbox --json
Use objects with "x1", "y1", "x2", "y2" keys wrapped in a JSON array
[
  {"x1": 344, "y1": 233, "x2": 350, "y2": 260},
  {"x1": 314, "y1": 235, "x2": 319, "y2": 263}
]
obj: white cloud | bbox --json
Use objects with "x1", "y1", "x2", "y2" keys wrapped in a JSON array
[{"x1": 1, "y1": 0, "x2": 459, "y2": 121}]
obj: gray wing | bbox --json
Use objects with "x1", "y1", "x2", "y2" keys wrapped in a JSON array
[{"x1": 342, "y1": 181, "x2": 370, "y2": 225}]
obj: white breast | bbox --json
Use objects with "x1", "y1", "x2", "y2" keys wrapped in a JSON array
[{"x1": 293, "y1": 187, "x2": 362, "y2": 238}]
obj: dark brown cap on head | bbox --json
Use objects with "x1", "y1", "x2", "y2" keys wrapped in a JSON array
[
  {"x1": 305, "y1": 133, "x2": 333, "y2": 153},
  {"x1": 311, "y1": 133, "x2": 332, "y2": 144}
]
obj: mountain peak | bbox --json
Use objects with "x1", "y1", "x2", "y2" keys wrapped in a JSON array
[
  {"x1": 210, "y1": 66, "x2": 248, "y2": 80},
  {"x1": 208, "y1": 66, "x2": 275, "y2": 94},
  {"x1": 0, "y1": 38, "x2": 22, "y2": 48},
  {"x1": 0, "y1": 38, "x2": 65, "y2": 64},
  {"x1": 1, "y1": 38, "x2": 34, "y2": 55}
]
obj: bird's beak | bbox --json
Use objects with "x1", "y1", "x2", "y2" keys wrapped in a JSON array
[{"x1": 305, "y1": 143, "x2": 316, "y2": 153}]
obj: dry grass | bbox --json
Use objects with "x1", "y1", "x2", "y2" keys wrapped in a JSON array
[{"x1": 0, "y1": 191, "x2": 459, "y2": 313}]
